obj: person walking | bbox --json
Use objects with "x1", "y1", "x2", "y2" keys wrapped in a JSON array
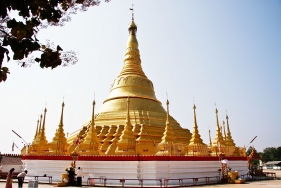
[
  {"x1": 5, "y1": 168, "x2": 14, "y2": 188},
  {"x1": 17, "y1": 170, "x2": 28, "y2": 188},
  {"x1": 76, "y1": 167, "x2": 83, "y2": 187}
]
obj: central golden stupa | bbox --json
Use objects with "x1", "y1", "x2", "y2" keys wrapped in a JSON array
[
  {"x1": 27, "y1": 16, "x2": 244, "y2": 157},
  {"x1": 67, "y1": 16, "x2": 192, "y2": 155}
]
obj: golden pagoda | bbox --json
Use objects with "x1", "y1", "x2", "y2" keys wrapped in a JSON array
[
  {"x1": 29, "y1": 108, "x2": 49, "y2": 154},
  {"x1": 23, "y1": 14, "x2": 247, "y2": 158},
  {"x1": 187, "y1": 104, "x2": 208, "y2": 156},
  {"x1": 32, "y1": 119, "x2": 40, "y2": 145},
  {"x1": 211, "y1": 108, "x2": 225, "y2": 156},
  {"x1": 115, "y1": 97, "x2": 136, "y2": 155},
  {"x1": 76, "y1": 100, "x2": 100, "y2": 155},
  {"x1": 65, "y1": 16, "x2": 192, "y2": 155},
  {"x1": 225, "y1": 114, "x2": 239, "y2": 156},
  {"x1": 48, "y1": 102, "x2": 69, "y2": 154},
  {"x1": 156, "y1": 99, "x2": 177, "y2": 155}
]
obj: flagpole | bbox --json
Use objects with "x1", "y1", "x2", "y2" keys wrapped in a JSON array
[
  {"x1": 246, "y1": 136, "x2": 257, "y2": 149},
  {"x1": 12, "y1": 130, "x2": 29, "y2": 154}
]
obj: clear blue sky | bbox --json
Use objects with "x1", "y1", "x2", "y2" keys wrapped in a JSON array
[{"x1": 0, "y1": 1, "x2": 280, "y2": 154}]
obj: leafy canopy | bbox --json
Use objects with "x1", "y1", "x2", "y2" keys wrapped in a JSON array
[{"x1": 0, "y1": 0, "x2": 110, "y2": 82}]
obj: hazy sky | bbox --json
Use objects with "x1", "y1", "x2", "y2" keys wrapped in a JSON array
[{"x1": 0, "y1": 1, "x2": 280, "y2": 154}]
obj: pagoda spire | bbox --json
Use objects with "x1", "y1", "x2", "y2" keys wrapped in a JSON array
[
  {"x1": 208, "y1": 129, "x2": 212, "y2": 146},
  {"x1": 59, "y1": 102, "x2": 64, "y2": 128},
  {"x1": 189, "y1": 104, "x2": 204, "y2": 145},
  {"x1": 160, "y1": 99, "x2": 175, "y2": 142},
  {"x1": 78, "y1": 100, "x2": 100, "y2": 155},
  {"x1": 38, "y1": 108, "x2": 48, "y2": 144},
  {"x1": 32, "y1": 119, "x2": 39, "y2": 144},
  {"x1": 38, "y1": 114, "x2": 42, "y2": 134},
  {"x1": 54, "y1": 103, "x2": 66, "y2": 136},
  {"x1": 41, "y1": 108, "x2": 47, "y2": 136},
  {"x1": 223, "y1": 120, "x2": 226, "y2": 139},
  {"x1": 31, "y1": 107, "x2": 48, "y2": 154},
  {"x1": 118, "y1": 15, "x2": 147, "y2": 78},
  {"x1": 115, "y1": 97, "x2": 135, "y2": 154},
  {"x1": 226, "y1": 114, "x2": 236, "y2": 146},
  {"x1": 213, "y1": 108, "x2": 225, "y2": 146},
  {"x1": 48, "y1": 102, "x2": 69, "y2": 154},
  {"x1": 92, "y1": 100, "x2": 96, "y2": 124}
]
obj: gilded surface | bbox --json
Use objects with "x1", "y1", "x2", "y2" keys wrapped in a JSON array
[{"x1": 25, "y1": 17, "x2": 245, "y2": 157}]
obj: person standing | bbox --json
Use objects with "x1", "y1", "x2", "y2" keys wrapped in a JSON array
[
  {"x1": 17, "y1": 170, "x2": 28, "y2": 188},
  {"x1": 5, "y1": 168, "x2": 14, "y2": 188},
  {"x1": 76, "y1": 167, "x2": 83, "y2": 187},
  {"x1": 67, "y1": 167, "x2": 76, "y2": 186}
]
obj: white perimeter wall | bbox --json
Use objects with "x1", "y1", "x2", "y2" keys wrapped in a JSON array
[
  {"x1": 22, "y1": 160, "x2": 248, "y2": 185},
  {"x1": 1, "y1": 164, "x2": 22, "y2": 173}
]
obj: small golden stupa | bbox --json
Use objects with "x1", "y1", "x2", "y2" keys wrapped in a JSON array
[{"x1": 26, "y1": 15, "x2": 245, "y2": 157}]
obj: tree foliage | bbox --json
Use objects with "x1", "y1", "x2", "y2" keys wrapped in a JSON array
[
  {"x1": 261, "y1": 147, "x2": 281, "y2": 162},
  {"x1": 0, "y1": 0, "x2": 110, "y2": 82},
  {"x1": 247, "y1": 146, "x2": 281, "y2": 163}
]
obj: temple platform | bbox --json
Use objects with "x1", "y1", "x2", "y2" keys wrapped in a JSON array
[{"x1": 22, "y1": 155, "x2": 248, "y2": 185}]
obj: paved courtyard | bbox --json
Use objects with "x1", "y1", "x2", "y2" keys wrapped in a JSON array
[{"x1": 0, "y1": 170, "x2": 280, "y2": 188}]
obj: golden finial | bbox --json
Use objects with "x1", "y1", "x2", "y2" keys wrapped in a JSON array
[
  {"x1": 93, "y1": 91, "x2": 96, "y2": 106},
  {"x1": 59, "y1": 100, "x2": 65, "y2": 126},
  {"x1": 222, "y1": 119, "x2": 226, "y2": 139},
  {"x1": 215, "y1": 102, "x2": 218, "y2": 113},
  {"x1": 42, "y1": 107, "x2": 47, "y2": 127},
  {"x1": 166, "y1": 101, "x2": 170, "y2": 125},
  {"x1": 62, "y1": 96, "x2": 65, "y2": 107},
  {"x1": 209, "y1": 127, "x2": 212, "y2": 146},
  {"x1": 226, "y1": 109, "x2": 229, "y2": 120},
  {"x1": 129, "y1": 4, "x2": 134, "y2": 20},
  {"x1": 192, "y1": 97, "x2": 196, "y2": 109},
  {"x1": 38, "y1": 114, "x2": 42, "y2": 133},
  {"x1": 92, "y1": 99, "x2": 96, "y2": 124}
]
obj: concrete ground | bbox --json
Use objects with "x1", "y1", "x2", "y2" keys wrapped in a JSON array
[{"x1": 0, "y1": 170, "x2": 280, "y2": 188}]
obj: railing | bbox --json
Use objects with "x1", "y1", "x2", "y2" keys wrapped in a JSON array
[
  {"x1": 87, "y1": 176, "x2": 221, "y2": 187},
  {"x1": 104, "y1": 178, "x2": 162, "y2": 187},
  {"x1": 164, "y1": 176, "x2": 219, "y2": 187},
  {"x1": 88, "y1": 177, "x2": 163, "y2": 187},
  {"x1": 87, "y1": 177, "x2": 106, "y2": 186},
  {"x1": 239, "y1": 172, "x2": 276, "y2": 180}
]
